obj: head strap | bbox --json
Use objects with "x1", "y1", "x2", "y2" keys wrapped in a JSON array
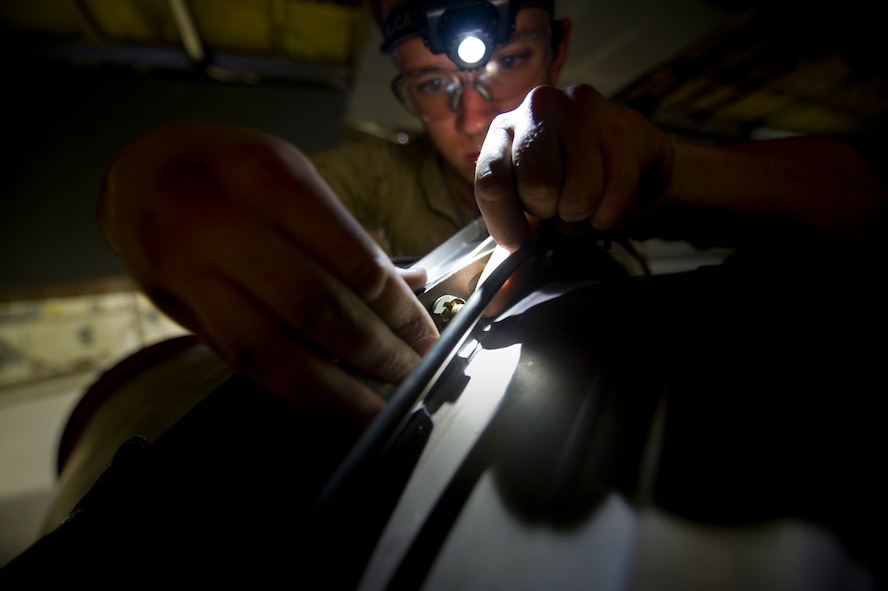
[{"x1": 381, "y1": 0, "x2": 555, "y2": 55}]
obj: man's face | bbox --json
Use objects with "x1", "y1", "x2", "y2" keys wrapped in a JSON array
[{"x1": 390, "y1": 7, "x2": 567, "y2": 186}]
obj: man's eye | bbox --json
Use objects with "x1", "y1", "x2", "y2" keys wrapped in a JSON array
[
  {"x1": 492, "y1": 49, "x2": 531, "y2": 71},
  {"x1": 414, "y1": 76, "x2": 447, "y2": 94}
]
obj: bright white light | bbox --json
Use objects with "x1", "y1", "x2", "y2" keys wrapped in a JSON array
[{"x1": 457, "y1": 36, "x2": 486, "y2": 64}]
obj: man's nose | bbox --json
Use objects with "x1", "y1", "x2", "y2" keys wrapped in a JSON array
[{"x1": 455, "y1": 85, "x2": 496, "y2": 136}]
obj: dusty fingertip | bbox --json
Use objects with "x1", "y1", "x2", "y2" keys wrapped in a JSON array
[{"x1": 398, "y1": 265, "x2": 428, "y2": 286}]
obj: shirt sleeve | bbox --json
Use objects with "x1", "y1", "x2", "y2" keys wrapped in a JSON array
[
  {"x1": 309, "y1": 132, "x2": 403, "y2": 252},
  {"x1": 308, "y1": 130, "x2": 473, "y2": 257}
]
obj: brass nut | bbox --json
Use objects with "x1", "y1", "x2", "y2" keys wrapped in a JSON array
[{"x1": 431, "y1": 295, "x2": 466, "y2": 325}]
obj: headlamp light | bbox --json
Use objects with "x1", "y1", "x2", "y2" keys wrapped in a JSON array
[{"x1": 382, "y1": 0, "x2": 554, "y2": 71}]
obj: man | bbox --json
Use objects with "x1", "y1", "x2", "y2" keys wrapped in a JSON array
[
  {"x1": 96, "y1": 0, "x2": 887, "y2": 430},
  {"x1": 313, "y1": 0, "x2": 573, "y2": 256},
  {"x1": 3, "y1": 0, "x2": 886, "y2": 583}
]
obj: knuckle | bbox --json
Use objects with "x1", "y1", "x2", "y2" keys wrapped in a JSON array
[
  {"x1": 511, "y1": 121, "x2": 545, "y2": 168},
  {"x1": 289, "y1": 291, "x2": 349, "y2": 344},
  {"x1": 393, "y1": 304, "x2": 435, "y2": 345},
  {"x1": 348, "y1": 256, "x2": 391, "y2": 303},
  {"x1": 566, "y1": 83, "x2": 599, "y2": 100},
  {"x1": 487, "y1": 110, "x2": 513, "y2": 132},
  {"x1": 475, "y1": 157, "x2": 515, "y2": 204},
  {"x1": 475, "y1": 166, "x2": 510, "y2": 204},
  {"x1": 525, "y1": 84, "x2": 565, "y2": 110}
]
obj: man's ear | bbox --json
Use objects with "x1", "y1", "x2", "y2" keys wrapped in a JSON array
[{"x1": 549, "y1": 17, "x2": 572, "y2": 85}]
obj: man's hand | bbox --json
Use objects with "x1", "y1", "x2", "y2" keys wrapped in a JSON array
[
  {"x1": 476, "y1": 83, "x2": 888, "y2": 251},
  {"x1": 99, "y1": 123, "x2": 439, "y2": 428},
  {"x1": 475, "y1": 84, "x2": 674, "y2": 252}
]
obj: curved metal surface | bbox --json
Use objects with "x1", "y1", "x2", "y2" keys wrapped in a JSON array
[
  {"x1": 4, "y1": 222, "x2": 884, "y2": 590},
  {"x1": 314, "y1": 228, "x2": 886, "y2": 591}
]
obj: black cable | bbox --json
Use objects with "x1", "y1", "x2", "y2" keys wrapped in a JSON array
[{"x1": 307, "y1": 239, "x2": 547, "y2": 521}]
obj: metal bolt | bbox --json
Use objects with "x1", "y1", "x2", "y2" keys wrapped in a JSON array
[{"x1": 431, "y1": 295, "x2": 466, "y2": 325}]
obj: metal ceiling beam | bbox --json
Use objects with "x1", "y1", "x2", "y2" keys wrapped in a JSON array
[
  {"x1": 18, "y1": 44, "x2": 352, "y2": 90},
  {"x1": 167, "y1": 0, "x2": 205, "y2": 64}
]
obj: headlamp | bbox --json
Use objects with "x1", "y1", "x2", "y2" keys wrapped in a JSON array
[{"x1": 381, "y1": 0, "x2": 554, "y2": 71}]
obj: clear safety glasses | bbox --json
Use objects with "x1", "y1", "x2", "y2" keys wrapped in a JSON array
[{"x1": 391, "y1": 30, "x2": 553, "y2": 122}]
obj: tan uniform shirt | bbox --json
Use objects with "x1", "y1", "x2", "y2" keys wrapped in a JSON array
[
  {"x1": 311, "y1": 128, "x2": 646, "y2": 275},
  {"x1": 310, "y1": 130, "x2": 478, "y2": 258}
]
